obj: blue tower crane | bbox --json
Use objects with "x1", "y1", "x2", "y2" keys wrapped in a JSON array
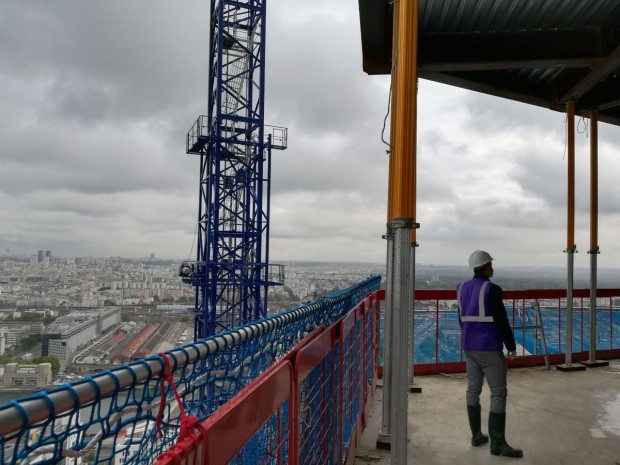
[{"x1": 181, "y1": 0, "x2": 287, "y2": 339}]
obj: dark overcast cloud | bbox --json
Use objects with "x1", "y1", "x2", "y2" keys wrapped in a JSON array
[{"x1": 1, "y1": 0, "x2": 620, "y2": 269}]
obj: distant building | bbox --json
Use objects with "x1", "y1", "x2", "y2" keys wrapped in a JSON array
[
  {"x1": 37, "y1": 250, "x2": 45, "y2": 263},
  {"x1": 0, "y1": 324, "x2": 30, "y2": 348},
  {"x1": 116, "y1": 322, "x2": 136, "y2": 335},
  {"x1": 0, "y1": 309, "x2": 18, "y2": 320},
  {"x1": 4, "y1": 362, "x2": 52, "y2": 387},
  {"x1": 24, "y1": 308, "x2": 58, "y2": 319},
  {"x1": 42, "y1": 307, "x2": 121, "y2": 367},
  {"x1": 2, "y1": 321, "x2": 44, "y2": 336}
]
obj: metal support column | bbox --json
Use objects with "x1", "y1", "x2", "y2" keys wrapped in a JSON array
[
  {"x1": 385, "y1": 0, "x2": 418, "y2": 460},
  {"x1": 391, "y1": 218, "x2": 413, "y2": 465},
  {"x1": 377, "y1": 231, "x2": 395, "y2": 449},
  {"x1": 583, "y1": 110, "x2": 608, "y2": 368},
  {"x1": 408, "y1": 242, "x2": 421, "y2": 393},
  {"x1": 377, "y1": 0, "x2": 401, "y2": 449},
  {"x1": 558, "y1": 101, "x2": 585, "y2": 372}
]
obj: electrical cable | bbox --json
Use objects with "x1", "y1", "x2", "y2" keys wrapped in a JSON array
[{"x1": 381, "y1": 37, "x2": 399, "y2": 155}]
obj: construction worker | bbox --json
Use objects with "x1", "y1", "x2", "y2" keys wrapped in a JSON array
[{"x1": 457, "y1": 250, "x2": 523, "y2": 458}]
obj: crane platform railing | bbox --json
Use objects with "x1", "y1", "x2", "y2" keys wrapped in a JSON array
[
  {"x1": 0, "y1": 276, "x2": 380, "y2": 465},
  {"x1": 179, "y1": 261, "x2": 285, "y2": 287}
]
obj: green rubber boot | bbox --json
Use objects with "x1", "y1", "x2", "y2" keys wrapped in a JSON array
[
  {"x1": 488, "y1": 412, "x2": 523, "y2": 458},
  {"x1": 467, "y1": 405, "x2": 489, "y2": 446}
]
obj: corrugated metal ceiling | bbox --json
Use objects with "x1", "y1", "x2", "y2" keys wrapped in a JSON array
[
  {"x1": 420, "y1": 0, "x2": 620, "y2": 33},
  {"x1": 358, "y1": 0, "x2": 620, "y2": 125}
]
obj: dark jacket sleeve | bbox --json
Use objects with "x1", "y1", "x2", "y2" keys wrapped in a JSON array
[{"x1": 488, "y1": 284, "x2": 517, "y2": 351}]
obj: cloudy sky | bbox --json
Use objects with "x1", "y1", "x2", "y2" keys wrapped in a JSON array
[{"x1": 2, "y1": 0, "x2": 620, "y2": 269}]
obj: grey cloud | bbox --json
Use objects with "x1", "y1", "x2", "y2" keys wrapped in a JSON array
[
  {"x1": 462, "y1": 89, "x2": 566, "y2": 136},
  {"x1": 0, "y1": 1, "x2": 209, "y2": 125},
  {"x1": 266, "y1": 11, "x2": 385, "y2": 135}
]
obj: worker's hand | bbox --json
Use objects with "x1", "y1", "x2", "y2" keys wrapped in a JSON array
[{"x1": 507, "y1": 350, "x2": 517, "y2": 360}]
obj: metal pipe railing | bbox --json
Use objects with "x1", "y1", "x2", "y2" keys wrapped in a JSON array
[{"x1": 0, "y1": 277, "x2": 380, "y2": 446}]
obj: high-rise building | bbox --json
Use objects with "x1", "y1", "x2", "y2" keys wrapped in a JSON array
[
  {"x1": 45, "y1": 250, "x2": 52, "y2": 259},
  {"x1": 37, "y1": 250, "x2": 45, "y2": 263}
]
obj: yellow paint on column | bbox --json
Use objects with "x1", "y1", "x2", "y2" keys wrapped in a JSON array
[
  {"x1": 567, "y1": 102, "x2": 575, "y2": 250},
  {"x1": 387, "y1": 0, "x2": 400, "y2": 228},
  {"x1": 389, "y1": 0, "x2": 418, "y2": 225},
  {"x1": 590, "y1": 111, "x2": 598, "y2": 252}
]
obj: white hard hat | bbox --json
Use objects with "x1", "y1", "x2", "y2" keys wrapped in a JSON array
[{"x1": 468, "y1": 250, "x2": 493, "y2": 269}]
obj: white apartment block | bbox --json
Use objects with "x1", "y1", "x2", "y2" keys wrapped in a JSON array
[
  {"x1": 0, "y1": 324, "x2": 30, "y2": 348},
  {"x1": 43, "y1": 307, "x2": 121, "y2": 367}
]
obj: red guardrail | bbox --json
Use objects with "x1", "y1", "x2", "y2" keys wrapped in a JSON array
[
  {"x1": 377, "y1": 288, "x2": 620, "y2": 375},
  {"x1": 156, "y1": 291, "x2": 380, "y2": 465}
]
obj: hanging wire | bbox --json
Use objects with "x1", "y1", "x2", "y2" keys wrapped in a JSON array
[
  {"x1": 187, "y1": 221, "x2": 199, "y2": 262},
  {"x1": 577, "y1": 115, "x2": 589, "y2": 137},
  {"x1": 563, "y1": 113, "x2": 589, "y2": 161},
  {"x1": 380, "y1": 77, "x2": 394, "y2": 154},
  {"x1": 380, "y1": 0, "x2": 399, "y2": 155},
  {"x1": 563, "y1": 114, "x2": 567, "y2": 160}
]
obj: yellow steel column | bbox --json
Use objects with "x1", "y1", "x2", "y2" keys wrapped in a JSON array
[
  {"x1": 388, "y1": 0, "x2": 419, "y2": 463},
  {"x1": 590, "y1": 111, "x2": 598, "y2": 254},
  {"x1": 390, "y1": 0, "x2": 418, "y2": 222},
  {"x1": 558, "y1": 101, "x2": 585, "y2": 371},
  {"x1": 584, "y1": 111, "x2": 608, "y2": 367},
  {"x1": 387, "y1": 0, "x2": 400, "y2": 226},
  {"x1": 378, "y1": 0, "x2": 400, "y2": 450},
  {"x1": 567, "y1": 102, "x2": 575, "y2": 252}
]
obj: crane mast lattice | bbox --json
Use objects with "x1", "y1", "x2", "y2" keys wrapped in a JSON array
[{"x1": 183, "y1": 0, "x2": 287, "y2": 338}]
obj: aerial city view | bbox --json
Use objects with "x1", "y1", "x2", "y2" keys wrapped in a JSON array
[
  {"x1": 1, "y1": 251, "x2": 618, "y2": 400},
  {"x1": 0, "y1": 253, "x2": 386, "y2": 398}
]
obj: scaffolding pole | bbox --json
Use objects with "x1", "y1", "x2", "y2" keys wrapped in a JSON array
[
  {"x1": 583, "y1": 110, "x2": 608, "y2": 368},
  {"x1": 391, "y1": 218, "x2": 413, "y2": 465},
  {"x1": 378, "y1": 232, "x2": 395, "y2": 448},
  {"x1": 558, "y1": 101, "x2": 585, "y2": 372},
  {"x1": 377, "y1": 0, "x2": 401, "y2": 448},
  {"x1": 386, "y1": 0, "x2": 419, "y2": 461}
]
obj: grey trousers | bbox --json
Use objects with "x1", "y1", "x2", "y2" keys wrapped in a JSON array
[{"x1": 464, "y1": 350, "x2": 508, "y2": 413}]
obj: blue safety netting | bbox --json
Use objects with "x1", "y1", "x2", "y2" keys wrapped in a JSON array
[
  {"x1": 0, "y1": 276, "x2": 380, "y2": 465},
  {"x1": 380, "y1": 302, "x2": 620, "y2": 365},
  {"x1": 413, "y1": 306, "x2": 620, "y2": 363},
  {"x1": 229, "y1": 400, "x2": 289, "y2": 464}
]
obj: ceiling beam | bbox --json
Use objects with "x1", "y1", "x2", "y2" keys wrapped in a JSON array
[
  {"x1": 358, "y1": 0, "x2": 392, "y2": 74},
  {"x1": 573, "y1": 75, "x2": 620, "y2": 110},
  {"x1": 418, "y1": 29, "x2": 604, "y2": 72},
  {"x1": 420, "y1": 71, "x2": 554, "y2": 109},
  {"x1": 558, "y1": 45, "x2": 620, "y2": 102},
  {"x1": 421, "y1": 58, "x2": 600, "y2": 73},
  {"x1": 422, "y1": 71, "x2": 620, "y2": 126}
]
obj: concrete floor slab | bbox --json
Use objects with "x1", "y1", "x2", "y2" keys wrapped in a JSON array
[{"x1": 356, "y1": 360, "x2": 620, "y2": 465}]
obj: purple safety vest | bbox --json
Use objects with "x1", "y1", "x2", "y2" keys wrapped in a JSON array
[{"x1": 457, "y1": 277, "x2": 502, "y2": 351}]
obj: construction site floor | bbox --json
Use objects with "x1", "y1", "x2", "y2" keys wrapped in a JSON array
[{"x1": 355, "y1": 360, "x2": 620, "y2": 465}]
